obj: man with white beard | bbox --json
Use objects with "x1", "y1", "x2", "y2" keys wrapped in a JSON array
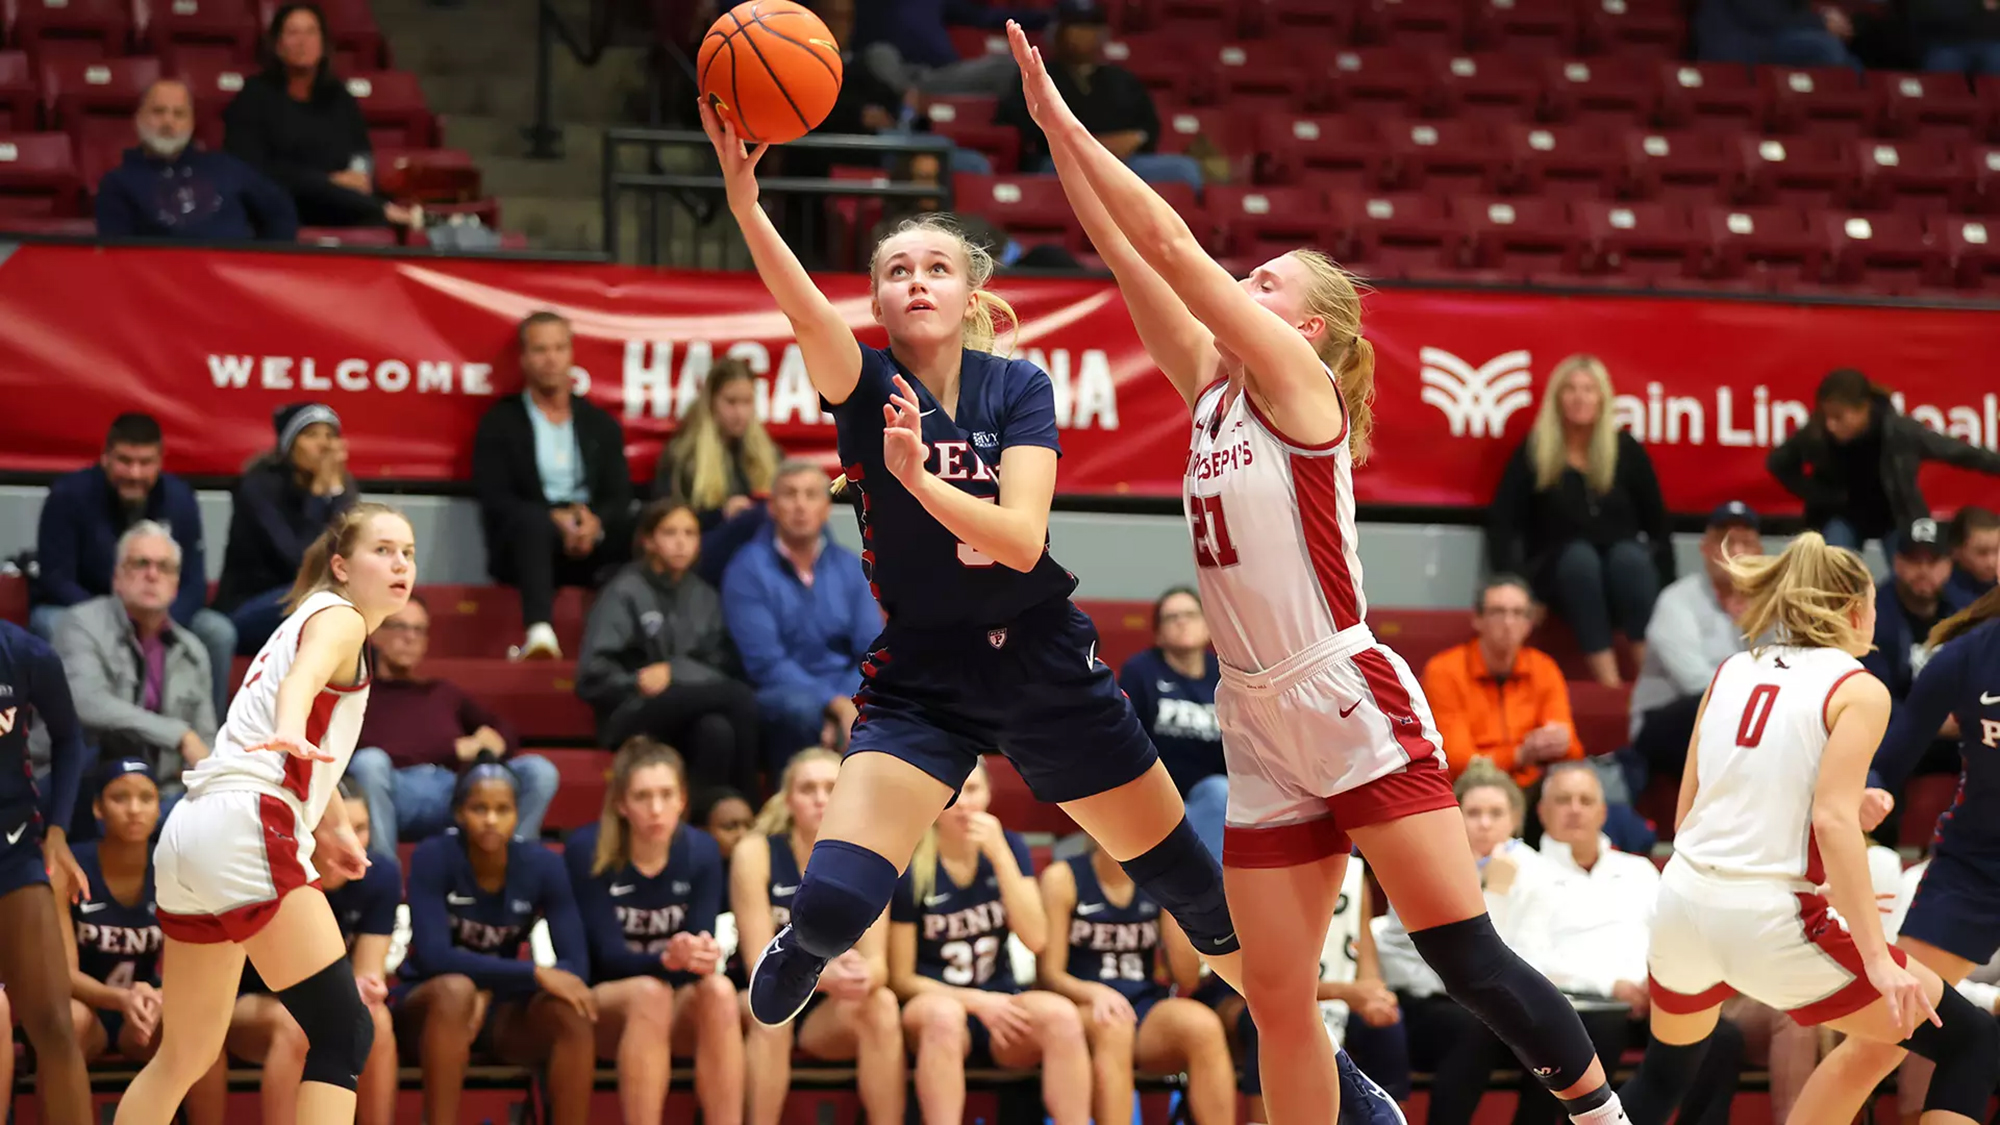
[{"x1": 94, "y1": 79, "x2": 298, "y2": 241}]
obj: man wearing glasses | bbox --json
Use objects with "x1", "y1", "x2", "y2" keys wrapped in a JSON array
[
  {"x1": 1420, "y1": 575, "x2": 1587, "y2": 788},
  {"x1": 32, "y1": 412, "x2": 236, "y2": 713},
  {"x1": 50, "y1": 520, "x2": 218, "y2": 828}
]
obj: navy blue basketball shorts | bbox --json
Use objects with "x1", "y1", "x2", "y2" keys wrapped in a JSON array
[
  {"x1": 847, "y1": 597, "x2": 1159, "y2": 805},
  {"x1": 1899, "y1": 848, "x2": 2000, "y2": 966},
  {"x1": 0, "y1": 803, "x2": 48, "y2": 900}
]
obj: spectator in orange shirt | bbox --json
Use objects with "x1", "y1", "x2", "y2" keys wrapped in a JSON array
[{"x1": 1420, "y1": 575, "x2": 1585, "y2": 787}]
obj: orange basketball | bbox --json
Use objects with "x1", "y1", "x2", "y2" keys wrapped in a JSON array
[{"x1": 698, "y1": 0, "x2": 844, "y2": 145}]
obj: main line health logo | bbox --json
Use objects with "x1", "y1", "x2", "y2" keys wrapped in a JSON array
[{"x1": 1418, "y1": 347, "x2": 1535, "y2": 438}]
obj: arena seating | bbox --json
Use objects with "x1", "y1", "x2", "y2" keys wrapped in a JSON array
[{"x1": 0, "y1": 0, "x2": 498, "y2": 246}]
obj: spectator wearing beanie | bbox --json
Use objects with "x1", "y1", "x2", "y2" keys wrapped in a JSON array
[
  {"x1": 96, "y1": 79, "x2": 296, "y2": 242},
  {"x1": 214, "y1": 402, "x2": 356, "y2": 652},
  {"x1": 1486, "y1": 355, "x2": 1673, "y2": 688},
  {"x1": 1768, "y1": 368, "x2": 2000, "y2": 554},
  {"x1": 222, "y1": 2, "x2": 414, "y2": 229},
  {"x1": 1628, "y1": 503, "x2": 1762, "y2": 778}
]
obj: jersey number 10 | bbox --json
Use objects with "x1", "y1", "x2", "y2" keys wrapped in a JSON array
[{"x1": 1189, "y1": 494, "x2": 1239, "y2": 569}]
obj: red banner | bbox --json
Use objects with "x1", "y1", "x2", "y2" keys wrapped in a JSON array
[{"x1": 1, "y1": 242, "x2": 1997, "y2": 515}]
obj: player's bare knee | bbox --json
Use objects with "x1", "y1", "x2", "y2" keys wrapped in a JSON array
[
  {"x1": 15, "y1": 994, "x2": 75, "y2": 1047},
  {"x1": 429, "y1": 973, "x2": 481, "y2": 1017},
  {"x1": 906, "y1": 996, "x2": 967, "y2": 1048},
  {"x1": 269, "y1": 1015, "x2": 311, "y2": 1067},
  {"x1": 860, "y1": 987, "x2": 901, "y2": 1042},
  {"x1": 698, "y1": 978, "x2": 740, "y2": 1031}
]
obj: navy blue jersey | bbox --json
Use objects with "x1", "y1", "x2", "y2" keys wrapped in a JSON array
[
  {"x1": 565, "y1": 821, "x2": 723, "y2": 982},
  {"x1": 70, "y1": 842, "x2": 161, "y2": 988},
  {"x1": 827, "y1": 343, "x2": 1076, "y2": 628},
  {"x1": 1871, "y1": 618, "x2": 2000, "y2": 854},
  {"x1": 767, "y1": 831, "x2": 803, "y2": 929},
  {"x1": 890, "y1": 829, "x2": 1031, "y2": 992},
  {"x1": 1064, "y1": 854, "x2": 1167, "y2": 1006},
  {"x1": 0, "y1": 622, "x2": 87, "y2": 838},
  {"x1": 402, "y1": 830, "x2": 588, "y2": 998},
  {"x1": 1117, "y1": 647, "x2": 1224, "y2": 795}
]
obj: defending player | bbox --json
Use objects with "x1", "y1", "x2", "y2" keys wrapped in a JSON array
[
  {"x1": 1776, "y1": 584, "x2": 2000, "y2": 1123},
  {"x1": 1006, "y1": 21, "x2": 1630, "y2": 1125},
  {"x1": 114, "y1": 502, "x2": 413, "y2": 1125},
  {"x1": 698, "y1": 101, "x2": 1242, "y2": 1029},
  {"x1": 1618, "y1": 535, "x2": 1999, "y2": 1125}
]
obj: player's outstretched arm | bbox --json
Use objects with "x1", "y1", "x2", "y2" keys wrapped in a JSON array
[
  {"x1": 1004, "y1": 22, "x2": 1322, "y2": 405},
  {"x1": 701, "y1": 101, "x2": 862, "y2": 407}
]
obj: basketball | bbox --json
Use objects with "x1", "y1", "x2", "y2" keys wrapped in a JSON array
[{"x1": 698, "y1": 0, "x2": 844, "y2": 146}]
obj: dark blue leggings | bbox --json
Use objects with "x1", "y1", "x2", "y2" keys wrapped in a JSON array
[{"x1": 1536, "y1": 539, "x2": 1660, "y2": 655}]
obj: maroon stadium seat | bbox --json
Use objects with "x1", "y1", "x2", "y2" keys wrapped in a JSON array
[
  {"x1": 375, "y1": 146, "x2": 482, "y2": 203},
  {"x1": 1958, "y1": 144, "x2": 2000, "y2": 214},
  {"x1": 0, "y1": 51, "x2": 36, "y2": 131},
  {"x1": 924, "y1": 95, "x2": 1019, "y2": 174},
  {"x1": 1207, "y1": 39, "x2": 1312, "y2": 110},
  {"x1": 1656, "y1": 62, "x2": 1762, "y2": 132},
  {"x1": 1459, "y1": 194, "x2": 1578, "y2": 279},
  {"x1": 1204, "y1": 184, "x2": 1331, "y2": 268},
  {"x1": 0, "y1": 211, "x2": 91, "y2": 233},
  {"x1": 1876, "y1": 71, "x2": 1987, "y2": 142},
  {"x1": 1354, "y1": 0, "x2": 1465, "y2": 53},
  {"x1": 73, "y1": 112, "x2": 127, "y2": 189},
  {"x1": 1497, "y1": 121, "x2": 1621, "y2": 200},
  {"x1": 1154, "y1": 104, "x2": 1257, "y2": 180},
  {"x1": 1576, "y1": 199, "x2": 1699, "y2": 283},
  {"x1": 40, "y1": 55, "x2": 160, "y2": 129},
  {"x1": 135, "y1": 0, "x2": 257, "y2": 65},
  {"x1": 1699, "y1": 204, "x2": 1823, "y2": 289},
  {"x1": 1382, "y1": 117, "x2": 1505, "y2": 196},
  {"x1": 1331, "y1": 190, "x2": 1461, "y2": 278},
  {"x1": 1820, "y1": 211, "x2": 1945, "y2": 294},
  {"x1": 1540, "y1": 55, "x2": 1657, "y2": 127},
  {"x1": 1735, "y1": 132, "x2": 1851, "y2": 210},
  {"x1": 1761, "y1": 65, "x2": 1874, "y2": 139},
  {"x1": 1850, "y1": 137, "x2": 1959, "y2": 214},
  {"x1": 0, "y1": 131, "x2": 82, "y2": 214},
  {"x1": 1621, "y1": 126, "x2": 1737, "y2": 207},
  {"x1": 1577, "y1": 0, "x2": 1684, "y2": 60},
  {"x1": 10, "y1": 0, "x2": 133, "y2": 64},
  {"x1": 951, "y1": 172, "x2": 1082, "y2": 251},
  {"x1": 1941, "y1": 215, "x2": 2000, "y2": 291},
  {"x1": 1320, "y1": 45, "x2": 1439, "y2": 117},
  {"x1": 1239, "y1": 0, "x2": 1353, "y2": 43},
  {"x1": 343, "y1": 71, "x2": 432, "y2": 148},
  {"x1": 1101, "y1": 29, "x2": 1203, "y2": 102},
  {"x1": 1434, "y1": 50, "x2": 1543, "y2": 122},
  {"x1": 1469, "y1": 0, "x2": 1579, "y2": 57},
  {"x1": 1256, "y1": 112, "x2": 1384, "y2": 190},
  {"x1": 1147, "y1": 0, "x2": 1250, "y2": 37}
]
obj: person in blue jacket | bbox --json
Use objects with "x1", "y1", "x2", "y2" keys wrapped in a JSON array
[
  {"x1": 1793, "y1": 586, "x2": 2000, "y2": 1120},
  {"x1": 95, "y1": 79, "x2": 298, "y2": 243},
  {"x1": 0, "y1": 620, "x2": 94, "y2": 1124},
  {"x1": 1118, "y1": 587, "x2": 1225, "y2": 858},
  {"x1": 59, "y1": 758, "x2": 226, "y2": 1124},
  {"x1": 889, "y1": 760, "x2": 1089, "y2": 1125},
  {"x1": 566, "y1": 737, "x2": 743, "y2": 1125},
  {"x1": 228, "y1": 778, "x2": 401, "y2": 1125},
  {"x1": 734, "y1": 749, "x2": 905, "y2": 1125},
  {"x1": 395, "y1": 760, "x2": 596, "y2": 1125}
]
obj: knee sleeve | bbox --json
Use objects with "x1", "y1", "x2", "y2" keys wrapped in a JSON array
[
  {"x1": 1903, "y1": 986, "x2": 2000, "y2": 1120},
  {"x1": 276, "y1": 958, "x2": 374, "y2": 1091},
  {"x1": 1118, "y1": 817, "x2": 1239, "y2": 957},
  {"x1": 790, "y1": 840, "x2": 900, "y2": 960},
  {"x1": 1408, "y1": 915, "x2": 1601, "y2": 1095},
  {"x1": 1616, "y1": 1036, "x2": 1712, "y2": 1125}
]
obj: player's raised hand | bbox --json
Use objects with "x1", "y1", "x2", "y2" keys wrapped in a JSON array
[
  {"x1": 883, "y1": 374, "x2": 931, "y2": 486},
  {"x1": 1006, "y1": 21, "x2": 1073, "y2": 132},
  {"x1": 699, "y1": 99, "x2": 769, "y2": 214}
]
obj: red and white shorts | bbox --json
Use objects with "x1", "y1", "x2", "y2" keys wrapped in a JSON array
[
  {"x1": 1217, "y1": 628, "x2": 1455, "y2": 869},
  {"x1": 154, "y1": 788, "x2": 323, "y2": 944},
  {"x1": 1647, "y1": 856, "x2": 1907, "y2": 1027}
]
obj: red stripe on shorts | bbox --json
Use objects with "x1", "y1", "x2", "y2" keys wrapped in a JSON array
[
  {"x1": 1353, "y1": 648, "x2": 1438, "y2": 765},
  {"x1": 1787, "y1": 892, "x2": 1909, "y2": 1026},
  {"x1": 156, "y1": 794, "x2": 319, "y2": 945}
]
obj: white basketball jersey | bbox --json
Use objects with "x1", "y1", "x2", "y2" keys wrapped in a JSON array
[
  {"x1": 1673, "y1": 646, "x2": 1868, "y2": 884},
  {"x1": 1318, "y1": 859, "x2": 1367, "y2": 1043},
  {"x1": 184, "y1": 590, "x2": 372, "y2": 830},
  {"x1": 1184, "y1": 375, "x2": 1368, "y2": 673}
]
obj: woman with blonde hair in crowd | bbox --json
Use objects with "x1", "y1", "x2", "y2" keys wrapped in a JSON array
[
  {"x1": 891, "y1": 760, "x2": 1089, "y2": 1125},
  {"x1": 566, "y1": 736, "x2": 742, "y2": 1125},
  {"x1": 1487, "y1": 355, "x2": 1672, "y2": 687},
  {"x1": 656, "y1": 357, "x2": 785, "y2": 583},
  {"x1": 734, "y1": 748, "x2": 905, "y2": 1125}
]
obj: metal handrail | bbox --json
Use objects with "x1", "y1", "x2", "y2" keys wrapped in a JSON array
[{"x1": 524, "y1": 0, "x2": 622, "y2": 159}]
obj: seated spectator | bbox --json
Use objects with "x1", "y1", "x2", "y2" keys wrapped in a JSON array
[
  {"x1": 223, "y1": 2, "x2": 414, "y2": 228},
  {"x1": 565, "y1": 739, "x2": 743, "y2": 1125},
  {"x1": 32, "y1": 412, "x2": 235, "y2": 711},
  {"x1": 51, "y1": 522, "x2": 216, "y2": 828},
  {"x1": 1768, "y1": 369, "x2": 2000, "y2": 555},
  {"x1": 1863, "y1": 517, "x2": 1970, "y2": 778},
  {"x1": 1117, "y1": 587, "x2": 1224, "y2": 858},
  {"x1": 997, "y1": 0, "x2": 1204, "y2": 192},
  {"x1": 1909, "y1": 0, "x2": 2000, "y2": 74},
  {"x1": 1947, "y1": 505, "x2": 1998, "y2": 603},
  {"x1": 214, "y1": 403, "x2": 354, "y2": 652},
  {"x1": 1529, "y1": 763, "x2": 1744, "y2": 1125},
  {"x1": 1420, "y1": 575, "x2": 1585, "y2": 788},
  {"x1": 1487, "y1": 355, "x2": 1672, "y2": 687},
  {"x1": 734, "y1": 750, "x2": 905, "y2": 1125},
  {"x1": 721, "y1": 459, "x2": 877, "y2": 773},
  {"x1": 797, "y1": 0, "x2": 990, "y2": 178},
  {"x1": 656, "y1": 358, "x2": 781, "y2": 585},
  {"x1": 1037, "y1": 838, "x2": 1234, "y2": 1125},
  {"x1": 345, "y1": 595, "x2": 561, "y2": 843},
  {"x1": 97, "y1": 79, "x2": 296, "y2": 242},
  {"x1": 888, "y1": 761, "x2": 1089, "y2": 1124},
  {"x1": 475, "y1": 311, "x2": 633, "y2": 660},
  {"x1": 1694, "y1": 0, "x2": 1858, "y2": 66},
  {"x1": 394, "y1": 763, "x2": 595, "y2": 1125},
  {"x1": 694, "y1": 787, "x2": 755, "y2": 864},
  {"x1": 577, "y1": 500, "x2": 760, "y2": 799},
  {"x1": 226, "y1": 779, "x2": 400, "y2": 1125},
  {"x1": 1628, "y1": 503, "x2": 1762, "y2": 779},
  {"x1": 856, "y1": 0, "x2": 1051, "y2": 98}
]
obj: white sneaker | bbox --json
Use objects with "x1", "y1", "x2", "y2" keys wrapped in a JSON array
[{"x1": 513, "y1": 622, "x2": 561, "y2": 661}]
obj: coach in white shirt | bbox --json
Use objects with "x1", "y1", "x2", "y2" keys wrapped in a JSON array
[{"x1": 1528, "y1": 762, "x2": 1661, "y2": 1007}]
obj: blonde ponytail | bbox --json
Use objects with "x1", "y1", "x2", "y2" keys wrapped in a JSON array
[
  {"x1": 1722, "y1": 532, "x2": 1876, "y2": 653},
  {"x1": 1287, "y1": 249, "x2": 1373, "y2": 465},
  {"x1": 1336, "y1": 336, "x2": 1376, "y2": 466}
]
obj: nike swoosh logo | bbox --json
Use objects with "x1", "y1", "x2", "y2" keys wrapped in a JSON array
[
  {"x1": 919, "y1": 409, "x2": 937, "y2": 418},
  {"x1": 771, "y1": 884, "x2": 798, "y2": 895},
  {"x1": 1156, "y1": 680, "x2": 1175, "y2": 692},
  {"x1": 1077, "y1": 903, "x2": 1108, "y2": 916},
  {"x1": 79, "y1": 901, "x2": 108, "y2": 914},
  {"x1": 1982, "y1": 692, "x2": 2000, "y2": 705},
  {"x1": 4, "y1": 825, "x2": 23, "y2": 845},
  {"x1": 1209, "y1": 931, "x2": 1236, "y2": 950},
  {"x1": 924, "y1": 894, "x2": 952, "y2": 907},
  {"x1": 1339, "y1": 700, "x2": 1362, "y2": 718},
  {"x1": 446, "y1": 894, "x2": 476, "y2": 905},
  {"x1": 609, "y1": 884, "x2": 636, "y2": 896}
]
